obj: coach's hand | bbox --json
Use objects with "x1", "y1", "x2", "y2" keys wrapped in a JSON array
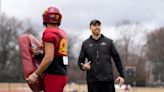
[
  {"x1": 81, "y1": 61, "x2": 91, "y2": 71},
  {"x1": 26, "y1": 73, "x2": 38, "y2": 84},
  {"x1": 116, "y1": 76, "x2": 124, "y2": 87}
]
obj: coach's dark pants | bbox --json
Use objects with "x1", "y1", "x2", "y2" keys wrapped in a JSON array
[{"x1": 87, "y1": 80, "x2": 115, "y2": 92}]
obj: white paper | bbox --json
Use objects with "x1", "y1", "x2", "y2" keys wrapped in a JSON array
[{"x1": 63, "y1": 56, "x2": 68, "y2": 65}]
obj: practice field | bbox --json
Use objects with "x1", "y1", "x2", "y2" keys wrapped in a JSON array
[{"x1": 0, "y1": 83, "x2": 164, "y2": 92}]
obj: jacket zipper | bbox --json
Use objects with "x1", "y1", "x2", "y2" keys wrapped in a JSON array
[{"x1": 96, "y1": 50, "x2": 99, "y2": 59}]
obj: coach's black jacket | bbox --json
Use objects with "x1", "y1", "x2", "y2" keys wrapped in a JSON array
[{"x1": 78, "y1": 34, "x2": 124, "y2": 82}]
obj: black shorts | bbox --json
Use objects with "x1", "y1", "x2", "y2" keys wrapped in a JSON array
[{"x1": 87, "y1": 80, "x2": 115, "y2": 92}]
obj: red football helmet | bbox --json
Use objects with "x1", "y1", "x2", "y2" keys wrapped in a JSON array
[{"x1": 42, "y1": 6, "x2": 62, "y2": 26}]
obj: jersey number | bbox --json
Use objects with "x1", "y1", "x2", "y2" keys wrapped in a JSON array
[{"x1": 58, "y1": 39, "x2": 67, "y2": 55}]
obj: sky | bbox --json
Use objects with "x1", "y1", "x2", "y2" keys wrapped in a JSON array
[
  {"x1": 1, "y1": 0, "x2": 164, "y2": 31},
  {"x1": 1, "y1": 0, "x2": 164, "y2": 44}
]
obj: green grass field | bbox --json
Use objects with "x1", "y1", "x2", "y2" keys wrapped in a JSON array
[{"x1": 0, "y1": 83, "x2": 164, "y2": 92}]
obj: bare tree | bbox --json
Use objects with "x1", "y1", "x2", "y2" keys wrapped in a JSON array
[
  {"x1": 114, "y1": 21, "x2": 148, "y2": 86},
  {"x1": 146, "y1": 27, "x2": 164, "y2": 86},
  {"x1": 67, "y1": 34, "x2": 86, "y2": 83},
  {"x1": 0, "y1": 13, "x2": 39, "y2": 82}
]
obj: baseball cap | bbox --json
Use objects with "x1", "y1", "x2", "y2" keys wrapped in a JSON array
[{"x1": 90, "y1": 19, "x2": 101, "y2": 26}]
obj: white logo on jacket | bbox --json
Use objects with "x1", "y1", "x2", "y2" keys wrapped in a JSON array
[
  {"x1": 89, "y1": 44, "x2": 93, "y2": 47},
  {"x1": 100, "y1": 42, "x2": 107, "y2": 46}
]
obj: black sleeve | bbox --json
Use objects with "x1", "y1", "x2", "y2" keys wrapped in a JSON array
[
  {"x1": 111, "y1": 41, "x2": 124, "y2": 78},
  {"x1": 78, "y1": 42, "x2": 86, "y2": 71}
]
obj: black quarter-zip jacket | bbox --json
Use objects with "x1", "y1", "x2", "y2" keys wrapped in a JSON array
[{"x1": 78, "y1": 34, "x2": 124, "y2": 82}]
